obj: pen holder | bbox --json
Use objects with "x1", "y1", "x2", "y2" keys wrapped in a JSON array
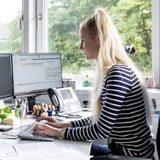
[
  {"x1": 15, "y1": 103, "x2": 27, "y2": 119},
  {"x1": 15, "y1": 107, "x2": 21, "y2": 118}
]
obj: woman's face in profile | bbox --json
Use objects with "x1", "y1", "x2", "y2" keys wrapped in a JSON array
[{"x1": 79, "y1": 29, "x2": 99, "y2": 60}]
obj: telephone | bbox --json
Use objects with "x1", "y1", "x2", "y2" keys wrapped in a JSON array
[{"x1": 47, "y1": 87, "x2": 83, "y2": 115}]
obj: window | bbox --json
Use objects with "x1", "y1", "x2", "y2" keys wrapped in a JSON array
[
  {"x1": 45, "y1": 0, "x2": 153, "y2": 88},
  {"x1": 0, "y1": 0, "x2": 159, "y2": 89},
  {"x1": 0, "y1": 0, "x2": 22, "y2": 53}
]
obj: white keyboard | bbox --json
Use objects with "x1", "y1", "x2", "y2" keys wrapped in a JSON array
[{"x1": 18, "y1": 122, "x2": 55, "y2": 142}]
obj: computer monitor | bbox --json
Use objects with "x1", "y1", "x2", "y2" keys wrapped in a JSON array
[
  {"x1": 0, "y1": 53, "x2": 13, "y2": 101},
  {"x1": 12, "y1": 53, "x2": 62, "y2": 97}
]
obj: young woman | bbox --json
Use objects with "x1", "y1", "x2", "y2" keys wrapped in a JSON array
[{"x1": 33, "y1": 8, "x2": 155, "y2": 159}]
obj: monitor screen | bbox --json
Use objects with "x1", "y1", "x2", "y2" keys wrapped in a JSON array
[
  {"x1": 0, "y1": 54, "x2": 13, "y2": 100},
  {"x1": 12, "y1": 53, "x2": 62, "y2": 97}
]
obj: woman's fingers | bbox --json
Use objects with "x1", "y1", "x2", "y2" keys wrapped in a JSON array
[
  {"x1": 46, "y1": 121, "x2": 62, "y2": 128},
  {"x1": 45, "y1": 122, "x2": 54, "y2": 126},
  {"x1": 33, "y1": 122, "x2": 44, "y2": 132},
  {"x1": 36, "y1": 115, "x2": 56, "y2": 123},
  {"x1": 33, "y1": 123, "x2": 47, "y2": 136},
  {"x1": 36, "y1": 115, "x2": 48, "y2": 122},
  {"x1": 33, "y1": 129, "x2": 46, "y2": 136},
  {"x1": 33, "y1": 122, "x2": 60, "y2": 138}
]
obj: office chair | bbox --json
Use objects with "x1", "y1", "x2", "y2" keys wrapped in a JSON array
[
  {"x1": 91, "y1": 153, "x2": 152, "y2": 160},
  {"x1": 156, "y1": 112, "x2": 160, "y2": 159},
  {"x1": 92, "y1": 113, "x2": 160, "y2": 160}
]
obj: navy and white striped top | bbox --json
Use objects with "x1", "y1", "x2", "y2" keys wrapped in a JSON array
[{"x1": 64, "y1": 65, "x2": 155, "y2": 158}]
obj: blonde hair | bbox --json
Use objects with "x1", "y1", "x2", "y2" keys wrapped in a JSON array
[{"x1": 80, "y1": 8, "x2": 152, "y2": 125}]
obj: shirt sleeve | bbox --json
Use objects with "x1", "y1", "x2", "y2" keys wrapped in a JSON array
[
  {"x1": 64, "y1": 68, "x2": 132, "y2": 141},
  {"x1": 70, "y1": 116, "x2": 93, "y2": 127}
]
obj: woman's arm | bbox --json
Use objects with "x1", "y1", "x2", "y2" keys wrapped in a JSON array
[{"x1": 70, "y1": 116, "x2": 92, "y2": 127}]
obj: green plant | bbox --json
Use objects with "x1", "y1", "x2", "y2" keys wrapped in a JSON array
[
  {"x1": 2, "y1": 106, "x2": 12, "y2": 113},
  {"x1": 0, "y1": 113, "x2": 7, "y2": 121},
  {"x1": 0, "y1": 106, "x2": 12, "y2": 122}
]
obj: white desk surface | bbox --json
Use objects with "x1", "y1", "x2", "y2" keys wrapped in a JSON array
[
  {"x1": 0, "y1": 112, "x2": 92, "y2": 160},
  {"x1": 0, "y1": 139, "x2": 91, "y2": 160}
]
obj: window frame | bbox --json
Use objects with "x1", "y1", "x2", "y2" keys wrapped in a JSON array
[
  {"x1": 152, "y1": 0, "x2": 160, "y2": 88},
  {"x1": 36, "y1": 0, "x2": 48, "y2": 52},
  {"x1": 22, "y1": 0, "x2": 48, "y2": 53},
  {"x1": 22, "y1": 0, "x2": 36, "y2": 52}
]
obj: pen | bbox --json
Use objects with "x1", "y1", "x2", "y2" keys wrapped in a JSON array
[{"x1": 12, "y1": 145, "x2": 18, "y2": 155}]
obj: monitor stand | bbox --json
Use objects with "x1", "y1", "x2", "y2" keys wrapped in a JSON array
[{"x1": 27, "y1": 96, "x2": 36, "y2": 114}]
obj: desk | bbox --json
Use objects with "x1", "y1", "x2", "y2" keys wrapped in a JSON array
[
  {"x1": 0, "y1": 112, "x2": 92, "y2": 160},
  {"x1": 0, "y1": 139, "x2": 91, "y2": 160}
]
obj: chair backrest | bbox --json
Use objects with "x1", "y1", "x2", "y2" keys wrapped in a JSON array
[{"x1": 156, "y1": 113, "x2": 160, "y2": 159}]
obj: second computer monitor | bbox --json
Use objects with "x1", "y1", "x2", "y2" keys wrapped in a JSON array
[
  {"x1": 12, "y1": 53, "x2": 62, "y2": 97},
  {"x1": 0, "y1": 53, "x2": 13, "y2": 101}
]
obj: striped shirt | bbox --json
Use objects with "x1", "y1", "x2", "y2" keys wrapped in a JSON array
[{"x1": 64, "y1": 64, "x2": 155, "y2": 158}]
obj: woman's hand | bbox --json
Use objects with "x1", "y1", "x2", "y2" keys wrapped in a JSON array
[
  {"x1": 33, "y1": 122, "x2": 62, "y2": 138},
  {"x1": 36, "y1": 115, "x2": 72, "y2": 129},
  {"x1": 44, "y1": 121, "x2": 65, "y2": 129},
  {"x1": 36, "y1": 115, "x2": 58, "y2": 123}
]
